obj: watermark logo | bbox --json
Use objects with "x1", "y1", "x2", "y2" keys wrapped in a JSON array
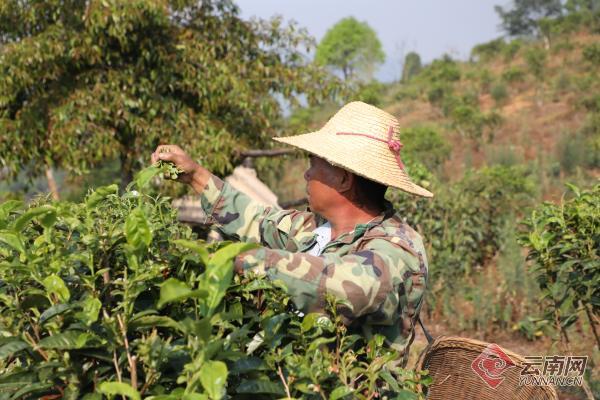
[
  {"x1": 519, "y1": 355, "x2": 587, "y2": 387},
  {"x1": 471, "y1": 344, "x2": 516, "y2": 389}
]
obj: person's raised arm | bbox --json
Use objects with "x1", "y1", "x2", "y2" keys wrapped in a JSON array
[{"x1": 151, "y1": 145, "x2": 317, "y2": 248}]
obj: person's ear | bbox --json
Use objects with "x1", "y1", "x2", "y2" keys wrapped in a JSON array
[{"x1": 337, "y1": 169, "x2": 354, "y2": 193}]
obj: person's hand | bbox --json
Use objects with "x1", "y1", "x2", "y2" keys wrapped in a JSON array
[{"x1": 151, "y1": 145, "x2": 211, "y2": 190}]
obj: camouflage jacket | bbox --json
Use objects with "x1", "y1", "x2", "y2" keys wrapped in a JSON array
[{"x1": 198, "y1": 175, "x2": 428, "y2": 364}]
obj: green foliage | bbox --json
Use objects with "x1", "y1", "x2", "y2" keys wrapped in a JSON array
[
  {"x1": 354, "y1": 81, "x2": 385, "y2": 106},
  {"x1": 450, "y1": 103, "x2": 503, "y2": 141},
  {"x1": 401, "y1": 52, "x2": 422, "y2": 82},
  {"x1": 471, "y1": 38, "x2": 506, "y2": 62},
  {"x1": 495, "y1": 0, "x2": 563, "y2": 36},
  {"x1": 519, "y1": 184, "x2": 600, "y2": 344},
  {"x1": 0, "y1": 0, "x2": 340, "y2": 186},
  {"x1": 389, "y1": 166, "x2": 540, "y2": 334},
  {"x1": 388, "y1": 165, "x2": 542, "y2": 336},
  {"x1": 502, "y1": 66, "x2": 526, "y2": 83},
  {"x1": 418, "y1": 55, "x2": 503, "y2": 143},
  {"x1": 0, "y1": 166, "x2": 424, "y2": 399},
  {"x1": 315, "y1": 17, "x2": 385, "y2": 82},
  {"x1": 426, "y1": 83, "x2": 453, "y2": 110},
  {"x1": 400, "y1": 126, "x2": 451, "y2": 171},
  {"x1": 553, "y1": 71, "x2": 572, "y2": 95},
  {"x1": 394, "y1": 86, "x2": 419, "y2": 101},
  {"x1": 480, "y1": 69, "x2": 495, "y2": 94},
  {"x1": 557, "y1": 132, "x2": 592, "y2": 173},
  {"x1": 524, "y1": 47, "x2": 548, "y2": 81},
  {"x1": 419, "y1": 55, "x2": 461, "y2": 84},
  {"x1": 502, "y1": 39, "x2": 524, "y2": 61},
  {"x1": 491, "y1": 83, "x2": 510, "y2": 106},
  {"x1": 391, "y1": 165, "x2": 535, "y2": 289},
  {"x1": 582, "y1": 42, "x2": 600, "y2": 65}
]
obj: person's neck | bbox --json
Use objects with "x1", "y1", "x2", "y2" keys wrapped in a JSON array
[{"x1": 324, "y1": 202, "x2": 383, "y2": 240}]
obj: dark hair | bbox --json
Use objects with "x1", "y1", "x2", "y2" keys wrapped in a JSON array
[{"x1": 353, "y1": 174, "x2": 387, "y2": 208}]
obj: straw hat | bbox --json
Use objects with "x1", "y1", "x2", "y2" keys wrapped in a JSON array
[{"x1": 274, "y1": 101, "x2": 434, "y2": 198}]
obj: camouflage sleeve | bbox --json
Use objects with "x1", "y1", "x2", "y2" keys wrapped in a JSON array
[
  {"x1": 198, "y1": 174, "x2": 317, "y2": 249},
  {"x1": 235, "y1": 238, "x2": 426, "y2": 326}
]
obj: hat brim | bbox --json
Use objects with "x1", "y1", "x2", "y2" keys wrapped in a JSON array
[{"x1": 273, "y1": 132, "x2": 433, "y2": 198}]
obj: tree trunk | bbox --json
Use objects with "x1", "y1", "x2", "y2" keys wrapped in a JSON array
[
  {"x1": 543, "y1": 34, "x2": 551, "y2": 50},
  {"x1": 120, "y1": 153, "x2": 134, "y2": 193},
  {"x1": 45, "y1": 166, "x2": 60, "y2": 200}
]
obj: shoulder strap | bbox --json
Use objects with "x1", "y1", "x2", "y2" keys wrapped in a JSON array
[{"x1": 418, "y1": 315, "x2": 434, "y2": 344}]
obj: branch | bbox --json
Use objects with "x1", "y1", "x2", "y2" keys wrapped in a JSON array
[
  {"x1": 239, "y1": 149, "x2": 297, "y2": 158},
  {"x1": 24, "y1": 331, "x2": 49, "y2": 362},
  {"x1": 117, "y1": 314, "x2": 137, "y2": 389},
  {"x1": 277, "y1": 364, "x2": 291, "y2": 399}
]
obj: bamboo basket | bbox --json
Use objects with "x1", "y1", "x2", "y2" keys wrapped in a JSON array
[{"x1": 415, "y1": 336, "x2": 559, "y2": 400}]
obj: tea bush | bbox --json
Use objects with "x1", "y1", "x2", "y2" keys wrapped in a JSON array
[
  {"x1": 491, "y1": 83, "x2": 509, "y2": 107},
  {"x1": 582, "y1": 42, "x2": 600, "y2": 65},
  {"x1": 519, "y1": 183, "x2": 600, "y2": 347},
  {"x1": 471, "y1": 38, "x2": 506, "y2": 62},
  {"x1": 501, "y1": 66, "x2": 526, "y2": 84},
  {"x1": 399, "y1": 126, "x2": 451, "y2": 171},
  {"x1": 388, "y1": 166, "x2": 539, "y2": 335},
  {"x1": 0, "y1": 167, "x2": 425, "y2": 399},
  {"x1": 502, "y1": 39, "x2": 522, "y2": 61},
  {"x1": 390, "y1": 165, "x2": 535, "y2": 294}
]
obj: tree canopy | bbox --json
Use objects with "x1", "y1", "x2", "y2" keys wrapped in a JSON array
[
  {"x1": 314, "y1": 17, "x2": 385, "y2": 82},
  {"x1": 0, "y1": 0, "x2": 340, "y2": 188},
  {"x1": 401, "y1": 52, "x2": 422, "y2": 82},
  {"x1": 495, "y1": 0, "x2": 563, "y2": 36}
]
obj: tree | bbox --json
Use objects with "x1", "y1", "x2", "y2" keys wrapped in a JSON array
[
  {"x1": 565, "y1": 0, "x2": 600, "y2": 13},
  {"x1": 401, "y1": 51, "x2": 422, "y2": 82},
  {"x1": 315, "y1": 17, "x2": 385, "y2": 82},
  {"x1": 495, "y1": 0, "x2": 563, "y2": 36},
  {"x1": 0, "y1": 0, "x2": 340, "y2": 191}
]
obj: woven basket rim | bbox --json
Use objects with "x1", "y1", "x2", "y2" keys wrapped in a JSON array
[{"x1": 415, "y1": 335, "x2": 559, "y2": 399}]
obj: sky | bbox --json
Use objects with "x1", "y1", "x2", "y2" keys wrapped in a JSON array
[{"x1": 236, "y1": 0, "x2": 507, "y2": 82}]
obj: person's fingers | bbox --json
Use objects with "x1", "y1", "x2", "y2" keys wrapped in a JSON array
[
  {"x1": 170, "y1": 145, "x2": 184, "y2": 154},
  {"x1": 155, "y1": 144, "x2": 169, "y2": 154},
  {"x1": 157, "y1": 151, "x2": 177, "y2": 162}
]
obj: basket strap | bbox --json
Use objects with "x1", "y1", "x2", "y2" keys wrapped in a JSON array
[{"x1": 418, "y1": 316, "x2": 434, "y2": 344}]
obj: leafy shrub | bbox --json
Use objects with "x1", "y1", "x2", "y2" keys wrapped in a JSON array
[
  {"x1": 502, "y1": 39, "x2": 523, "y2": 61},
  {"x1": 394, "y1": 86, "x2": 419, "y2": 101},
  {"x1": 0, "y1": 168, "x2": 424, "y2": 399},
  {"x1": 419, "y1": 55, "x2": 461, "y2": 84},
  {"x1": 478, "y1": 68, "x2": 494, "y2": 93},
  {"x1": 519, "y1": 183, "x2": 600, "y2": 347},
  {"x1": 401, "y1": 52, "x2": 422, "y2": 82},
  {"x1": 572, "y1": 127, "x2": 600, "y2": 170},
  {"x1": 450, "y1": 105, "x2": 503, "y2": 141},
  {"x1": 502, "y1": 66, "x2": 526, "y2": 83},
  {"x1": 355, "y1": 81, "x2": 385, "y2": 106},
  {"x1": 287, "y1": 107, "x2": 315, "y2": 133},
  {"x1": 550, "y1": 39, "x2": 575, "y2": 54},
  {"x1": 582, "y1": 42, "x2": 600, "y2": 66},
  {"x1": 491, "y1": 83, "x2": 509, "y2": 106},
  {"x1": 485, "y1": 145, "x2": 524, "y2": 167},
  {"x1": 391, "y1": 165, "x2": 535, "y2": 289},
  {"x1": 558, "y1": 132, "x2": 587, "y2": 173},
  {"x1": 388, "y1": 166, "x2": 536, "y2": 332},
  {"x1": 553, "y1": 71, "x2": 572, "y2": 94},
  {"x1": 524, "y1": 47, "x2": 548, "y2": 81},
  {"x1": 471, "y1": 38, "x2": 506, "y2": 62},
  {"x1": 426, "y1": 83, "x2": 452, "y2": 110},
  {"x1": 400, "y1": 126, "x2": 451, "y2": 171}
]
